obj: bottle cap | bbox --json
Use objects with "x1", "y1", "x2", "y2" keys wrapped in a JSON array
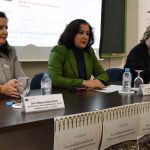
[
  {"x1": 125, "y1": 68, "x2": 130, "y2": 72},
  {"x1": 6, "y1": 101, "x2": 13, "y2": 107},
  {"x1": 43, "y1": 72, "x2": 49, "y2": 77}
]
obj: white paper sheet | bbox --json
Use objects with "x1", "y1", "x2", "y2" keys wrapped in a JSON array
[{"x1": 94, "y1": 85, "x2": 122, "y2": 93}]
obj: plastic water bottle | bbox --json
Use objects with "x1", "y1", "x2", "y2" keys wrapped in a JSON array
[
  {"x1": 122, "y1": 68, "x2": 132, "y2": 92},
  {"x1": 41, "y1": 72, "x2": 52, "y2": 95}
]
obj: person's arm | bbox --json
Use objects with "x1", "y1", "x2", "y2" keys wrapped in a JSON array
[
  {"x1": 90, "y1": 48, "x2": 109, "y2": 84},
  {"x1": 0, "y1": 79, "x2": 20, "y2": 98},
  {"x1": 48, "y1": 45, "x2": 83, "y2": 88},
  {"x1": 49, "y1": 46, "x2": 109, "y2": 89},
  {"x1": 11, "y1": 47, "x2": 25, "y2": 78},
  {"x1": 82, "y1": 79, "x2": 106, "y2": 89}
]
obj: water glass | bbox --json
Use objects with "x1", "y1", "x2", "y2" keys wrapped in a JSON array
[
  {"x1": 17, "y1": 77, "x2": 30, "y2": 98},
  {"x1": 134, "y1": 70, "x2": 143, "y2": 89}
]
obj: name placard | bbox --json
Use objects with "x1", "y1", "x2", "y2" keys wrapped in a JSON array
[
  {"x1": 139, "y1": 84, "x2": 150, "y2": 95},
  {"x1": 22, "y1": 94, "x2": 65, "y2": 113}
]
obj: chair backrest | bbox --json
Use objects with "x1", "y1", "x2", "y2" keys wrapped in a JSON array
[
  {"x1": 30, "y1": 72, "x2": 46, "y2": 90},
  {"x1": 106, "y1": 68, "x2": 124, "y2": 83}
]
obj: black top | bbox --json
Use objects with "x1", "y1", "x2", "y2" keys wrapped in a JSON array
[
  {"x1": 124, "y1": 41, "x2": 150, "y2": 85},
  {"x1": 73, "y1": 48, "x2": 87, "y2": 80}
]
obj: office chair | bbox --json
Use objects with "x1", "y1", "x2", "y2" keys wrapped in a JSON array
[
  {"x1": 106, "y1": 68, "x2": 124, "y2": 83},
  {"x1": 30, "y1": 72, "x2": 47, "y2": 90}
]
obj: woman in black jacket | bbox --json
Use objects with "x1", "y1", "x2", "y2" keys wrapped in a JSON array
[{"x1": 124, "y1": 25, "x2": 150, "y2": 85}]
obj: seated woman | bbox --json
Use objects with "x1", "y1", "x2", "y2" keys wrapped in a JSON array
[
  {"x1": 0, "y1": 12, "x2": 25, "y2": 98},
  {"x1": 48, "y1": 19, "x2": 108, "y2": 89},
  {"x1": 124, "y1": 25, "x2": 150, "y2": 84}
]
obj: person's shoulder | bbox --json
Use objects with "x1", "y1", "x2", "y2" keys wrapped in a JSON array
[
  {"x1": 52, "y1": 44, "x2": 67, "y2": 50},
  {"x1": 89, "y1": 47, "x2": 94, "y2": 51},
  {"x1": 88, "y1": 47, "x2": 96, "y2": 55},
  {"x1": 8, "y1": 45, "x2": 17, "y2": 55},
  {"x1": 132, "y1": 41, "x2": 146, "y2": 52},
  {"x1": 51, "y1": 45, "x2": 68, "y2": 52},
  {"x1": 128, "y1": 42, "x2": 143, "y2": 55},
  {"x1": 7, "y1": 44, "x2": 15, "y2": 50},
  {"x1": 51, "y1": 45, "x2": 69, "y2": 56},
  {"x1": 127, "y1": 42, "x2": 147, "y2": 59}
]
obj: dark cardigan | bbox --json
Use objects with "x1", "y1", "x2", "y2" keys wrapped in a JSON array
[{"x1": 124, "y1": 41, "x2": 150, "y2": 85}]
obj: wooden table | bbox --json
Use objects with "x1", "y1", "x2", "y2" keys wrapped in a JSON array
[{"x1": 0, "y1": 88, "x2": 147, "y2": 150}]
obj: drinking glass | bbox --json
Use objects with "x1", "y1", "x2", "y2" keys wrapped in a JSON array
[
  {"x1": 134, "y1": 70, "x2": 143, "y2": 89},
  {"x1": 17, "y1": 77, "x2": 30, "y2": 99}
]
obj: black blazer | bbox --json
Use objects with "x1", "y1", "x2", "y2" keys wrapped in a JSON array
[{"x1": 124, "y1": 41, "x2": 150, "y2": 85}]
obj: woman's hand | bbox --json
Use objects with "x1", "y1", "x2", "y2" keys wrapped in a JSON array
[
  {"x1": 83, "y1": 79, "x2": 105, "y2": 89},
  {"x1": 0, "y1": 79, "x2": 20, "y2": 98}
]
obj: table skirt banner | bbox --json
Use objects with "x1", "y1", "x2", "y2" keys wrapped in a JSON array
[
  {"x1": 54, "y1": 102, "x2": 150, "y2": 150},
  {"x1": 54, "y1": 111, "x2": 103, "y2": 150}
]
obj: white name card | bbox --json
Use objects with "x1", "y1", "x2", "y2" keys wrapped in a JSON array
[
  {"x1": 139, "y1": 84, "x2": 150, "y2": 95},
  {"x1": 22, "y1": 94, "x2": 65, "y2": 113}
]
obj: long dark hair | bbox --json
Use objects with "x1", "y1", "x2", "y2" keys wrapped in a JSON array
[
  {"x1": 58, "y1": 19, "x2": 94, "y2": 50},
  {"x1": 0, "y1": 11, "x2": 10, "y2": 56}
]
